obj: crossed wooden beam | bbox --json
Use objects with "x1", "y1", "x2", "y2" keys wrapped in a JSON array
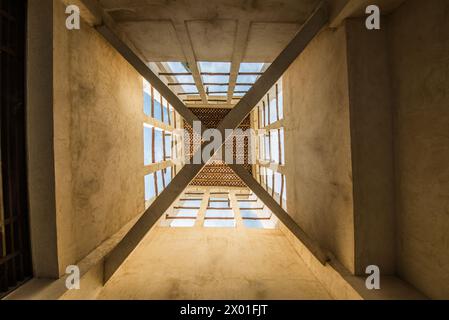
[{"x1": 80, "y1": 0, "x2": 330, "y2": 281}]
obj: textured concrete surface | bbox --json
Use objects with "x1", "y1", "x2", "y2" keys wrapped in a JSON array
[
  {"x1": 282, "y1": 25, "x2": 355, "y2": 273},
  {"x1": 345, "y1": 19, "x2": 396, "y2": 275},
  {"x1": 97, "y1": 227, "x2": 332, "y2": 300},
  {"x1": 389, "y1": 0, "x2": 449, "y2": 299},
  {"x1": 53, "y1": 0, "x2": 145, "y2": 276},
  {"x1": 26, "y1": 0, "x2": 60, "y2": 278}
]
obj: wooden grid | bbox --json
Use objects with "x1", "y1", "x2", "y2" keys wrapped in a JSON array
[{"x1": 184, "y1": 108, "x2": 252, "y2": 187}]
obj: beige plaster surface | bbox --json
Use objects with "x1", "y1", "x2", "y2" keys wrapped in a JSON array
[
  {"x1": 389, "y1": 0, "x2": 449, "y2": 299},
  {"x1": 282, "y1": 25, "x2": 355, "y2": 273},
  {"x1": 97, "y1": 227, "x2": 332, "y2": 300},
  {"x1": 345, "y1": 18, "x2": 396, "y2": 275},
  {"x1": 53, "y1": 0, "x2": 145, "y2": 276}
]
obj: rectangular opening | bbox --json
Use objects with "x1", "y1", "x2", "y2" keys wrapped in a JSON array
[
  {"x1": 240, "y1": 209, "x2": 271, "y2": 220},
  {"x1": 178, "y1": 199, "x2": 202, "y2": 207},
  {"x1": 243, "y1": 220, "x2": 276, "y2": 229},
  {"x1": 144, "y1": 174, "x2": 156, "y2": 201},
  {"x1": 205, "y1": 209, "x2": 234, "y2": 218},
  {"x1": 143, "y1": 125, "x2": 153, "y2": 165},
  {"x1": 208, "y1": 198, "x2": 231, "y2": 208},
  {"x1": 204, "y1": 219, "x2": 236, "y2": 228},
  {"x1": 171, "y1": 208, "x2": 199, "y2": 218},
  {"x1": 199, "y1": 62, "x2": 231, "y2": 84},
  {"x1": 238, "y1": 201, "x2": 262, "y2": 209},
  {"x1": 165, "y1": 62, "x2": 197, "y2": 94},
  {"x1": 170, "y1": 219, "x2": 196, "y2": 228}
]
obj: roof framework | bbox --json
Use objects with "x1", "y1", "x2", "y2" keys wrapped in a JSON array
[{"x1": 96, "y1": 0, "x2": 322, "y2": 108}]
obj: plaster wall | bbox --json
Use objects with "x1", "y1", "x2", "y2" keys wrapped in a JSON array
[
  {"x1": 27, "y1": 0, "x2": 60, "y2": 278},
  {"x1": 53, "y1": 0, "x2": 144, "y2": 275},
  {"x1": 388, "y1": 0, "x2": 449, "y2": 299},
  {"x1": 283, "y1": 25, "x2": 355, "y2": 273},
  {"x1": 97, "y1": 226, "x2": 332, "y2": 300},
  {"x1": 345, "y1": 19, "x2": 396, "y2": 275}
]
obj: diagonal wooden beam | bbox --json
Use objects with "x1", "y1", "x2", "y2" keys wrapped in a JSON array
[
  {"x1": 103, "y1": 2, "x2": 329, "y2": 281},
  {"x1": 229, "y1": 164, "x2": 329, "y2": 264}
]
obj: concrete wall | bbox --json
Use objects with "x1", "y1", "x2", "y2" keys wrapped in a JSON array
[
  {"x1": 345, "y1": 19, "x2": 396, "y2": 275},
  {"x1": 53, "y1": 0, "x2": 144, "y2": 275},
  {"x1": 283, "y1": 26, "x2": 355, "y2": 273},
  {"x1": 27, "y1": 0, "x2": 60, "y2": 278},
  {"x1": 389, "y1": 0, "x2": 449, "y2": 299},
  {"x1": 282, "y1": 0, "x2": 448, "y2": 297}
]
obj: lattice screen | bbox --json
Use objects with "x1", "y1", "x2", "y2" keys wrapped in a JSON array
[{"x1": 184, "y1": 108, "x2": 252, "y2": 188}]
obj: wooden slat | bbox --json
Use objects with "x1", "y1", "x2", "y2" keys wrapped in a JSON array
[
  {"x1": 242, "y1": 216, "x2": 272, "y2": 221},
  {"x1": 165, "y1": 216, "x2": 197, "y2": 220}
]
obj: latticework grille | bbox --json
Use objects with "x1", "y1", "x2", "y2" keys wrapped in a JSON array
[{"x1": 184, "y1": 108, "x2": 252, "y2": 187}]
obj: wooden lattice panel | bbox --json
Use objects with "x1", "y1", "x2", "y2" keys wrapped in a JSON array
[{"x1": 184, "y1": 108, "x2": 252, "y2": 187}]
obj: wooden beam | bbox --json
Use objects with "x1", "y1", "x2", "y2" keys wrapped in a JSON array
[
  {"x1": 143, "y1": 160, "x2": 174, "y2": 176},
  {"x1": 260, "y1": 118, "x2": 285, "y2": 131},
  {"x1": 257, "y1": 160, "x2": 286, "y2": 175},
  {"x1": 229, "y1": 164, "x2": 329, "y2": 265},
  {"x1": 239, "y1": 72, "x2": 264, "y2": 76},
  {"x1": 103, "y1": 2, "x2": 329, "y2": 281},
  {"x1": 159, "y1": 72, "x2": 192, "y2": 76}
]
